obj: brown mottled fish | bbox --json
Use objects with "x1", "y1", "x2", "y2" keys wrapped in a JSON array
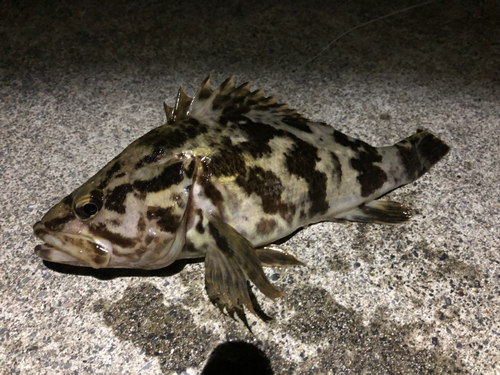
[{"x1": 33, "y1": 77, "x2": 449, "y2": 322}]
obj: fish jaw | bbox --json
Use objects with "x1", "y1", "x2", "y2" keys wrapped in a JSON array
[{"x1": 33, "y1": 221, "x2": 112, "y2": 268}]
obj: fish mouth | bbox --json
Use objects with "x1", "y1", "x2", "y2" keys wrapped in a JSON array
[{"x1": 33, "y1": 221, "x2": 111, "y2": 269}]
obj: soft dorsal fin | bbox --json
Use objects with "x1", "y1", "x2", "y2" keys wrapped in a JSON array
[{"x1": 165, "y1": 76, "x2": 305, "y2": 124}]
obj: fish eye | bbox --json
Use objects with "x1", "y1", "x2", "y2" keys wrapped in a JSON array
[{"x1": 74, "y1": 190, "x2": 103, "y2": 220}]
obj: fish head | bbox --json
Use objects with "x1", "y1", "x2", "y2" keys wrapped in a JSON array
[
  {"x1": 33, "y1": 153, "x2": 195, "y2": 270},
  {"x1": 33, "y1": 184, "x2": 112, "y2": 269}
]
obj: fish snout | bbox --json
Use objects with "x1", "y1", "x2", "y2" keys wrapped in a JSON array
[{"x1": 33, "y1": 221, "x2": 111, "y2": 269}]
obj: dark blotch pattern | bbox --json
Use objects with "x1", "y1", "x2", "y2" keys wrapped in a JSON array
[
  {"x1": 145, "y1": 235, "x2": 154, "y2": 245},
  {"x1": 228, "y1": 116, "x2": 286, "y2": 159},
  {"x1": 333, "y1": 130, "x2": 365, "y2": 151},
  {"x1": 212, "y1": 94, "x2": 231, "y2": 111},
  {"x1": 62, "y1": 194, "x2": 73, "y2": 206},
  {"x1": 105, "y1": 184, "x2": 134, "y2": 214},
  {"x1": 195, "y1": 209, "x2": 205, "y2": 234},
  {"x1": 88, "y1": 222, "x2": 136, "y2": 248},
  {"x1": 256, "y1": 218, "x2": 278, "y2": 235},
  {"x1": 185, "y1": 159, "x2": 196, "y2": 179},
  {"x1": 185, "y1": 241, "x2": 198, "y2": 253},
  {"x1": 333, "y1": 129, "x2": 388, "y2": 197},
  {"x1": 135, "y1": 149, "x2": 165, "y2": 169},
  {"x1": 396, "y1": 144, "x2": 419, "y2": 181},
  {"x1": 415, "y1": 132, "x2": 450, "y2": 176},
  {"x1": 237, "y1": 121, "x2": 286, "y2": 159},
  {"x1": 209, "y1": 137, "x2": 247, "y2": 177},
  {"x1": 147, "y1": 206, "x2": 181, "y2": 233},
  {"x1": 207, "y1": 130, "x2": 301, "y2": 220},
  {"x1": 33, "y1": 225, "x2": 49, "y2": 239},
  {"x1": 137, "y1": 216, "x2": 146, "y2": 232},
  {"x1": 98, "y1": 161, "x2": 121, "y2": 190},
  {"x1": 396, "y1": 131, "x2": 450, "y2": 182},
  {"x1": 330, "y1": 151, "x2": 342, "y2": 186},
  {"x1": 201, "y1": 180, "x2": 224, "y2": 208},
  {"x1": 281, "y1": 115, "x2": 312, "y2": 133},
  {"x1": 350, "y1": 148, "x2": 388, "y2": 197},
  {"x1": 221, "y1": 96, "x2": 250, "y2": 117},
  {"x1": 44, "y1": 213, "x2": 75, "y2": 231},
  {"x1": 62, "y1": 237, "x2": 109, "y2": 266},
  {"x1": 198, "y1": 86, "x2": 212, "y2": 101},
  {"x1": 135, "y1": 120, "x2": 208, "y2": 168},
  {"x1": 133, "y1": 161, "x2": 184, "y2": 193},
  {"x1": 254, "y1": 102, "x2": 283, "y2": 111},
  {"x1": 196, "y1": 222, "x2": 205, "y2": 234},
  {"x1": 208, "y1": 222, "x2": 233, "y2": 258},
  {"x1": 235, "y1": 166, "x2": 293, "y2": 220},
  {"x1": 285, "y1": 138, "x2": 329, "y2": 217},
  {"x1": 218, "y1": 116, "x2": 229, "y2": 126},
  {"x1": 187, "y1": 118, "x2": 201, "y2": 127}
]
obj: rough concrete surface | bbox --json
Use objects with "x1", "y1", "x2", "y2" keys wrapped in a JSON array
[{"x1": 1, "y1": 0, "x2": 499, "y2": 373}]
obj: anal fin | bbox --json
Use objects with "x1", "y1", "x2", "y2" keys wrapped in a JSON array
[
  {"x1": 256, "y1": 245, "x2": 305, "y2": 267},
  {"x1": 334, "y1": 200, "x2": 412, "y2": 225}
]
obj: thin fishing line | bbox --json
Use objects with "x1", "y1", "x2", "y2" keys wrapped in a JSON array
[{"x1": 301, "y1": 0, "x2": 439, "y2": 67}]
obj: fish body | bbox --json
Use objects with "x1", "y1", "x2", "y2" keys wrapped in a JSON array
[{"x1": 34, "y1": 77, "x2": 449, "y2": 319}]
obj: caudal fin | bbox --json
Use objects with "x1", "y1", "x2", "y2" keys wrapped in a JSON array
[{"x1": 396, "y1": 129, "x2": 450, "y2": 182}]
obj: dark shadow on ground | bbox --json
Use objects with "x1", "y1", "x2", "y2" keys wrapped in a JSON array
[{"x1": 42, "y1": 257, "x2": 204, "y2": 280}]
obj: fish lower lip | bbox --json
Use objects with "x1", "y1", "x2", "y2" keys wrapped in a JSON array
[{"x1": 35, "y1": 243, "x2": 86, "y2": 266}]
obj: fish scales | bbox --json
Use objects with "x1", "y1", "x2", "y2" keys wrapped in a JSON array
[{"x1": 33, "y1": 76, "x2": 450, "y2": 322}]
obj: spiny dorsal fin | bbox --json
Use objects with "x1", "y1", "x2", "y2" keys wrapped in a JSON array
[
  {"x1": 172, "y1": 86, "x2": 193, "y2": 122},
  {"x1": 188, "y1": 75, "x2": 215, "y2": 117},
  {"x1": 166, "y1": 76, "x2": 305, "y2": 123},
  {"x1": 163, "y1": 101, "x2": 174, "y2": 123}
]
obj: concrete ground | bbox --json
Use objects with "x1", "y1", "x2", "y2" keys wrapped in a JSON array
[{"x1": 1, "y1": 0, "x2": 499, "y2": 373}]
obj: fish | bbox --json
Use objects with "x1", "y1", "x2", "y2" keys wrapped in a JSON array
[{"x1": 33, "y1": 76, "x2": 450, "y2": 322}]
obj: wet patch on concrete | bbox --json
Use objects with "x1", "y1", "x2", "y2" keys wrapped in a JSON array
[
  {"x1": 327, "y1": 253, "x2": 352, "y2": 273},
  {"x1": 276, "y1": 286, "x2": 464, "y2": 373},
  {"x1": 381, "y1": 240, "x2": 485, "y2": 308},
  {"x1": 93, "y1": 283, "x2": 210, "y2": 372}
]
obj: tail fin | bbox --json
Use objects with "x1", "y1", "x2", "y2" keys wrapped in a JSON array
[{"x1": 396, "y1": 129, "x2": 450, "y2": 181}]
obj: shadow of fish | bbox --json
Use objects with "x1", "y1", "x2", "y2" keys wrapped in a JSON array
[{"x1": 33, "y1": 76, "x2": 449, "y2": 324}]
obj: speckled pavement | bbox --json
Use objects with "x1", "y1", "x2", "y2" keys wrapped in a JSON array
[{"x1": 1, "y1": 0, "x2": 499, "y2": 373}]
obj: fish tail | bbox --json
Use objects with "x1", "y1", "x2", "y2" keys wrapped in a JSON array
[{"x1": 396, "y1": 129, "x2": 450, "y2": 181}]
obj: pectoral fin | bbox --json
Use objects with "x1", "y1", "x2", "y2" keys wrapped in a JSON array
[
  {"x1": 334, "y1": 200, "x2": 412, "y2": 224},
  {"x1": 205, "y1": 243, "x2": 256, "y2": 318},
  {"x1": 204, "y1": 216, "x2": 283, "y2": 321}
]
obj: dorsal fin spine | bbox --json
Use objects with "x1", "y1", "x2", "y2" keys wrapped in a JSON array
[
  {"x1": 217, "y1": 76, "x2": 235, "y2": 94},
  {"x1": 189, "y1": 75, "x2": 216, "y2": 117},
  {"x1": 166, "y1": 77, "x2": 306, "y2": 124},
  {"x1": 163, "y1": 101, "x2": 174, "y2": 123},
  {"x1": 173, "y1": 86, "x2": 193, "y2": 121}
]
